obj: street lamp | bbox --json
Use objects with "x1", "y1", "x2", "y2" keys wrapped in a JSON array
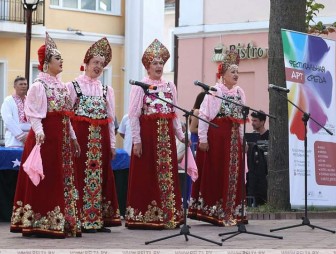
[{"x1": 22, "y1": 0, "x2": 40, "y2": 88}]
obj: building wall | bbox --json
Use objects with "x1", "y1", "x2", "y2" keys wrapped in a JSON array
[
  {"x1": 176, "y1": 0, "x2": 336, "y2": 132},
  {"x1": 0, "y1": 0, "x2": 125, "y2": 146}
]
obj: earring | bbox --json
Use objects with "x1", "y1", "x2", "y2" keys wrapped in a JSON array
[{"x1": 43, "y1": 63, "x2": 48, "y2": 73}]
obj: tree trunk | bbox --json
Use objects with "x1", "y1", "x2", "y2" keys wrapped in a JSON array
[{"x1": 268, "y1": 0, "x2": 306, "y2": 210}]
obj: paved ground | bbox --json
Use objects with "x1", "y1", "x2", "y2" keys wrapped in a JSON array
[{"x1": 0, "y1": 218, "x2": 336, "y2": 253}]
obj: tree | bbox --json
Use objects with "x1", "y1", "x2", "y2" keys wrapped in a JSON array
[
  {"x1": 306, "y1": 0, "x2": 336, "y2": 35},
  {"x1": 267, "y1": 0, "x2": 306, "y2": 210}
]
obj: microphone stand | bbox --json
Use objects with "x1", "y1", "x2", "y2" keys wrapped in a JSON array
[
  {"x1": 207, "y1": 92, "x2": 282, "y2": 242},
  {"x1": 142, "y1": 88, "x2": 222, "y2": 246},
  {"x1": 269, "y1": 89, "x2": 335, "y2": 234}
]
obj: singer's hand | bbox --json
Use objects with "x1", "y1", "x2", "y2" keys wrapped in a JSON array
[
  {"x1": 35, "y1": 132, "x2": 45, "y2": 145},
  {"x1": 72, "y1": 138, "x2": 81, "y2": 158},
  {"x1": 133, "y1": 143, "x2": 142, "y2": 158},
  {"x1": 199, "y1": 142, "x2": 209, "y2": 152}
]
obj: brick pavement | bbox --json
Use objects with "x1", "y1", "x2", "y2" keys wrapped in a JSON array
[{"x1": 0, "y1": 218, "x2": 336, "y2": 252}]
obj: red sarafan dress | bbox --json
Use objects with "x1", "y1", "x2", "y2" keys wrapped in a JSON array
[
  {"x1": 188, "y1": 83, "x2": 247, "y2": 226},
  {"x1": 10, "y1": 72, "x2": 81, "y2": 238},
  {"x1": 68, "y1": 75, "x2": 121, "y2": 230},
  {"x1": 125, "y1": 78, "x2": 184, "y2": 230}
]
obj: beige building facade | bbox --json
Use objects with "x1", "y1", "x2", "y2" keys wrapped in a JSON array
[{"x1": 0, "y1": 0, "x2": 125, "y2": 117}]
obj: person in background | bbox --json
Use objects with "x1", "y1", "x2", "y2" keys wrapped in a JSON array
[
  {"x1": 251, "y1": 110, "x2": 269, "y2": 140},
  {"x1": 187, "y1": 91, "x2": 206, "y2": 219},
  {"x1": 1, "y1": 76, "x2": 31, "y2": 147},
  {"x1": 10, "y1": 32, "x2": 81, "y2": 238},
  {"x1": 125, "y1": 39, "x2": 185, "y2": 230},
  {"x1": 67, "y1": 37, "x2": 121, "y2": 233},
  {"x1": 189, "y1": 91, "x2": 206, "y2": 154},
  {"x1": 188, "y1": 49, "x2": 247, "y2": 226},
  {"x1": 118, "y1": 114, "x2": 132, "y2": 156},
  {"x1": 246, "y1": 110, "x2": 269, "y2": 206}
]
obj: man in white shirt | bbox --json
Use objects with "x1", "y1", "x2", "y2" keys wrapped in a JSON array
[
  {"x1": 1, "y1": 76, "x2": 31, "y2": 147},
  {"x1": 118, "y1": 114, "x2": 132, "y2": 156}
]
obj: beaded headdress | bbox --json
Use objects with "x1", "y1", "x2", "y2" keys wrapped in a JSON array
[
  {"x1": 37, "y1": 32, "x2": 61, "y2": 72},
  {"x1": 142, "y1": 39, "x2": 170, "y2": 69},
  {"x1": 83, "y1": 37, "x2": 112, "y2": 68},
  {"x1": 216, "y1": 49, "x2": 240, "y2": 78}
]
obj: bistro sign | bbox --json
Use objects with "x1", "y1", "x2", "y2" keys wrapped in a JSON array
[
  {"x1": 229, "y1": 42, "x2": 268, "y2": 59},
  {"x1": 212, "y1": 42, "x2": 268, "y2": 62}
]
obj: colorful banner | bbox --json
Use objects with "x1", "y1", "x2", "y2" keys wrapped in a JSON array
[{"x1": 281, "y1": 29, "x2": 336, "y2": 208}]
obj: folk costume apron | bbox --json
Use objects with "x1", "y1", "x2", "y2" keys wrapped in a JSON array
[{"x1": 71, "y1": 81, "x2": 121, "y2": 230}]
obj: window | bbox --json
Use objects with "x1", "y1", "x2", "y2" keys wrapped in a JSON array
[
  {"x1": 99, "y1": 0, "x2": 111, "y2": 12},
  {"x1": 50, "y1": 0, "x2": 121, "y2": 15},
  {"x1": 64, "y1": 0, "x2": 78, "y2": 8},
  {"x1": 81, "y1": 0, "x2": 95, "y2": 10},
  {"x1": 31, "y1": 65, "x2": 39, "y2": 84}
]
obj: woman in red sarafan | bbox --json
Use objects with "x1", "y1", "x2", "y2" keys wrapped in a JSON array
[
  {"x1": 67, "y1": 37, "x2": 121, "y2": 233},
  {"x1": 125, "y1": 39, "x2": 185, "y2": 230},
  {"x1": 188, "y1": 49, "x2": 248, "y2": 226},
  {"x1": 10, "y1": 32, "x2": 82, "y2": 238}
]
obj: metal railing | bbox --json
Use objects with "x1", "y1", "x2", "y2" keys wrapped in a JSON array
[{"x1": 0, "y1": 0, "x2": 44, "y2": 25}]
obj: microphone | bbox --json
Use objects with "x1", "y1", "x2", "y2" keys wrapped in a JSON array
[
  {"x1": 268, "y1": 84, "x2": 290, "y2": 93},
  {"x1": 194, "y1": 80, "x2": 217, "y2": 92},
  {"x1": 129, "y1": 79, "x2": 157, "y2": 90}
]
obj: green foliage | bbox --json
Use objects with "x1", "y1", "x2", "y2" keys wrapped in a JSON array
[
  {"x1": 306, "y1": 0, "x2": 336, "y2": 34},
  {"x1": 247, "y1": 203, "x2": 280, "y2": 213},
  {"x1": 247, "y1": 203, "x2": 336, "y2": 213}
]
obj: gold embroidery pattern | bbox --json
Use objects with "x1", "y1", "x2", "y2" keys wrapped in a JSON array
[
  {"x1": 156, "y1": 118, "x2": 177, "y2": 229},
  {"x1": 102, "y1": 198, "x2": 120, "y2": 220},
  {"x1": 11, "y1": 201, "x2": 65, "y2": 231},
  {"x1": 224, "y1": 123, "x2": 240, "y2": 217},
  {"x1": 125, "y1": 200, "x2": 164, "y2": 224},
  {"x1": 62, "y1": 116, "x2": 81, "y2": 236}
]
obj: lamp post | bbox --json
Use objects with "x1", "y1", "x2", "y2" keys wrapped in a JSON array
[{"x1": 22, "y1": 0, "x2": 40, "y2": 88}]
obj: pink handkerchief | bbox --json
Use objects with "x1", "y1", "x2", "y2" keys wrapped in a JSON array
[
  {"x1": 23, "y1": 144, "x2": 44, "y2": 186},
  {"x1": 179, "y1": 147, "x2": 198, "y2": 182}
]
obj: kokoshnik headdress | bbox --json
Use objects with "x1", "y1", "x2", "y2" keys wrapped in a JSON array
[
  {"x1": 37, "y1": 32, "x2": 61, "y2": 72},
  {"x1": 81, "y1": 37, "x2": 112, "y2": 70},
  {"x1": 216, "y1": 49, "x2": 240, "y2": 79},
  {"x1": 142, "y1": 39, "x2": 170, "y2": 69}
]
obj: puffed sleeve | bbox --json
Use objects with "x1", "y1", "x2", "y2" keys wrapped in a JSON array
[
  {"x1": 128, "y1": 86, "x2": 145, "y2": 144},
  {"x1": 198, "y1": 88, "x2": 222, "y2": 143},
  {"x1": 170, "y1": 82, "x2": 184, "y2": 141},
  {"x1": 64, "y1": 84, "x2": 77, "y2": 140},
  {"x1": 66, "y1": 81, "x2": 78, "y2": 108},
  {"x1": 25, "y1": 81, "x2": 48, "y2": 135},
  {"x1": 106, "y1": 86, "x2": 116, "y2": 149}
]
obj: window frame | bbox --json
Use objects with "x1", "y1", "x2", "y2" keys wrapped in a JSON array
[{"x1": 50, "y1": 0, "x2": 121, "y2": 16}]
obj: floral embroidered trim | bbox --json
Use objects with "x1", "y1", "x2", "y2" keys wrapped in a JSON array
[
  {"x1": 11, "y1": 201, "x2": 65, "y2": 232},
  {"x1": 12, "y1": 95, "x2": 27, "y2": 123},
  {"x1": 142, "y1": 91, "x2": 174, "y2": 115},
  {"x1": 125, "y1": 200, "x2": 164, "y2": 226},
  {"x1": 223, "y1": 122, "x2": 240, "y2": 217},
  {"x1": 61, "y1": 115, "x2": 81, "y2": 236},
  {"x1": 82, "y1": 125, "x2": 104, "y2": 229},
  {"x1": 156, "y1": 118, "x2": 177, "y2": 229}
]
